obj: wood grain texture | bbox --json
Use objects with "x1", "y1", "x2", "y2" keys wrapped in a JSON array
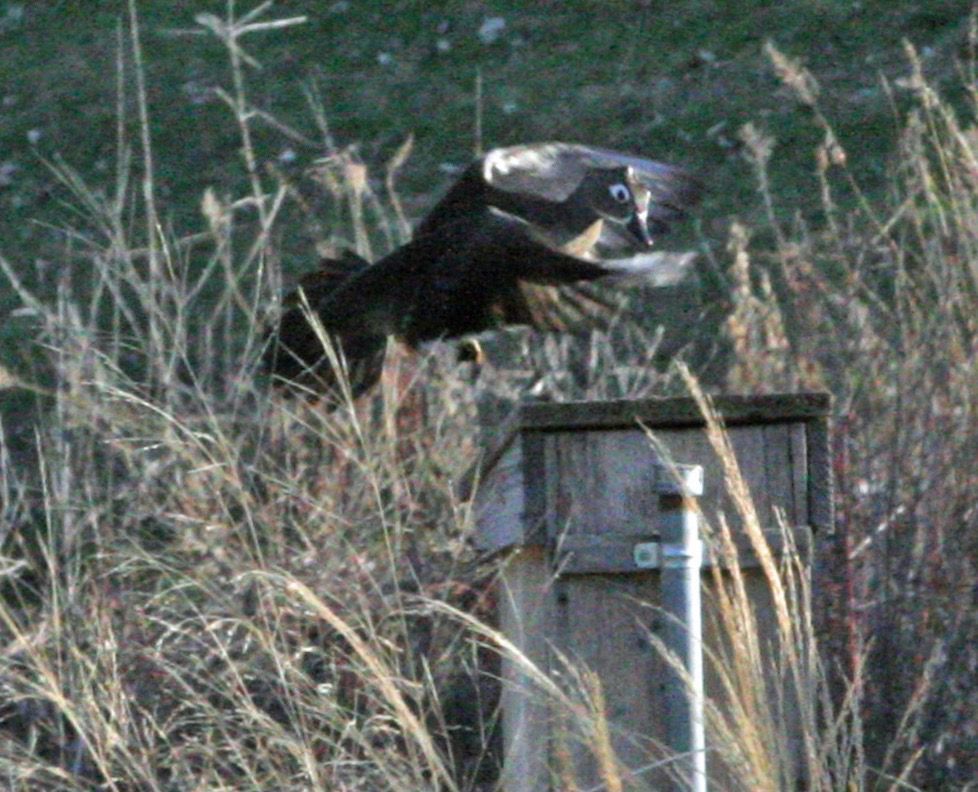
[
  {"x1": 472, "y1": 395, "x2": 832, "y2": 790},
  {"x1": 807, "y1": 416, "x2": 834, "y2": 533},
  {"x1": 539, "y1": 422, "x2": 805, "y2": 554},
  {"x1": 519, "y1": 392, "x2": 830, "y2": 431},
  {"x1": 472, "y1": 441, "x2": 526, "y2": 554},
  {"x1": 498, "y1": 547, "x2": 554, "y2": 792},
  {"x1": 461, "y1": 391, "x2": 831, "y2": 507}
]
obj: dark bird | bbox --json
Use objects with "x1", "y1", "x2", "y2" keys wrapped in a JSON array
[{"x1": 264, "y1": 142, "x2": 701, "y2": 402}]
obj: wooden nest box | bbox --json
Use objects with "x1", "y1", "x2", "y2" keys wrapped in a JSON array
[{"x1": 466, "y1": 393, "x2": 832, "y2": 791}]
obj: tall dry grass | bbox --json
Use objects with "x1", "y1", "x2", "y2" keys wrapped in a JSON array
[
  {"x1": 0, "y1": 3, "x2": 975, "y2": 790},
  {"x1": 721, "y1": 37, "x2": 978, "y2": 788}
]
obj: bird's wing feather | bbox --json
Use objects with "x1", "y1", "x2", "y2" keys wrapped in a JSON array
[
  {"x1": 477, "y1": 207, "x2": 618, "y2": 283},
  {"x1": 415, "y1": 208, "x2": 659, "y2": 338},
  {"x1": 482, "y1": 142, "x2": 701, "y2": 206},
  {"x1": 480, "y1": 144, "x2": 590, "y2": 201},
  {"x1": 506, "y1": 281, "x2": 622, "y2": 333}
]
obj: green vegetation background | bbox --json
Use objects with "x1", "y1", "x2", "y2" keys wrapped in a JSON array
[
  {"x1": 0, "y1": 0, "x2": 971, "y2": 385},
  {"x1": 0, "y1": 5, "x2": 976, "y2": 787}
]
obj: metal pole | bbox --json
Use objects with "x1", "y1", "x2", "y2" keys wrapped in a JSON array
[{"x1": 656, "y1": 463, "x2": 707, "y2": 792}]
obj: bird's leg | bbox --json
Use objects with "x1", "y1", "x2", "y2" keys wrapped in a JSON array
[
  {"x1": 457, "y1": 337, "x2": 485, "y2": 399},
  {"x1": 456, "y1": 337, "x2": 485, "y2": 366}
]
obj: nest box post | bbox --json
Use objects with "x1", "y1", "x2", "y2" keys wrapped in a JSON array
[{"x1": 465, "y1": 393, "x2": 832, "y2": 791}]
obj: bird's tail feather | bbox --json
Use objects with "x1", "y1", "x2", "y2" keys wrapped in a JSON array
[
  {"x1": 283, "y1": 249, "x2": 371, "y2": 307},
  {"x1": 264, "y1": 249, "x2": 386, "y2": 403},
  {"x1": 264, "y1": 311, "x2": 387, "y2": 403}
]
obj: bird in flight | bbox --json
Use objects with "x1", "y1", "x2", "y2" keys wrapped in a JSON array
[{"x1": 263, "y1": 142, "x2": 701, "y2": 403}]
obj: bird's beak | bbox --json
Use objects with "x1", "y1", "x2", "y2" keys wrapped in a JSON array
[{"x1": 625, "y1": 211, "x2": 655, "y2": 249}]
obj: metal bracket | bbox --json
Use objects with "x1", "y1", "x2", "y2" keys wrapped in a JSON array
[
  {"x1": 654, "y1": 463, "x2": 705, "y2": 497},
  {"x1": 633, "y1": 541, "x2": 661, "y2": 569}
]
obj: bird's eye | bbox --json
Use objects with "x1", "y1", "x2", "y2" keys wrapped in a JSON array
[{"x1": 608, "y1": 183, "x2": 631, "y2": 203}]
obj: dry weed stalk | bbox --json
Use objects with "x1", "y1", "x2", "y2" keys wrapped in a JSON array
[{"x1": 2, "y1": 7, "x2": 976, "y2": 791}]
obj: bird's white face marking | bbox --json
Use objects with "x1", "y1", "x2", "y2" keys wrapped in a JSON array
[{"x1": 608, "y1": 182, "x2": 631, "y2": 204}]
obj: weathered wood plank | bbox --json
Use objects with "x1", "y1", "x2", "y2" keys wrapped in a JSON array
[
  {"x1": 473, "y1": 441, "x2": 526, "y2": 554},
  {"x1": 537, "y1": 423, "x2": 804, "y2": 545},
  {"x1": 521, "y1": 431, "x2": 548, "y2": 546},
  {"x1": 550, "y1": 573, "x2": 667, "y2": 789},
  {"x1": 807, "y1": 416, "x2": 834, "y2": 533},
  {"x1": 788, "y1": 421, "x2": 809, "y2": 528},
  {"x1": 555, "y1": 528, "x2": 813, "y2": 574},
  {"x1": 459, "y1": 393, "x2": 832, "y2": 501},
  {"x1": 498, "y1": 546, "x2": 554, "y2": 792},
  {"x1": 520, "y1": 392, "x2": 831, "y2": 431}
]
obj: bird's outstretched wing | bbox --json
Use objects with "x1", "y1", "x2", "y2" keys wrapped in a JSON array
[
  {"x1": 289, "y1": 207, "x2": 686, "y2": 345},
  {"x1": 481, "y1": 143, "x2": 699, "y2": 203},
  {"x1": 396, "y1": 207, "x2": 677, "y2": 343},
  {"x1": 502, "y1": 249, "x2": 699, "y2": 333}
]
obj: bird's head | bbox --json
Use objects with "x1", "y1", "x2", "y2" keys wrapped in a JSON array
[{"x1": 576, "y1": 166, "x2": 654, "y2": 249}]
